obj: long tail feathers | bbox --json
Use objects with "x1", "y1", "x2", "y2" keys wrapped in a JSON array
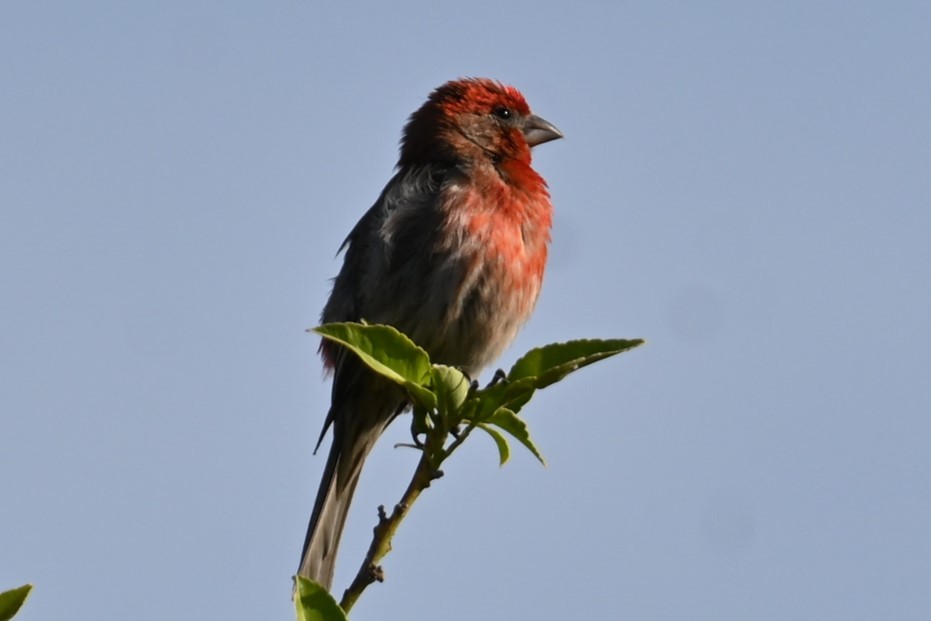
[
  {"x1": 299, "y1": 363, "x2": 406, "y2": 592},
  {"x1": 297, "y1": 426, "x2": 377, "y2": 591}
]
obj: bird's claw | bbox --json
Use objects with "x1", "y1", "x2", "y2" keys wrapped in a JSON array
[
  {"x1": 487, "y1": 368, "x2": 507, "y2": 387},
  {"x1": 404, "y1": 428, "x2": 427, "y2": 449}
]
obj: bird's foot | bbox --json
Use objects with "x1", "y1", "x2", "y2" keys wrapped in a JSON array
[
  {"x1": 394, "y1": 431, "x2": 425, "y2": 451},
  {"x1": 487, "y1": 368, "x2": 507, "y2": 387}
]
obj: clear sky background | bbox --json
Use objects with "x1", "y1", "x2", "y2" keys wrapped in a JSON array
[{"x1": 3, "y1": 2, "x2": 930, "y2": 620}]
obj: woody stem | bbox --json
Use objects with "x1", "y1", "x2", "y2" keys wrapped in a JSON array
[{"x1": 339, "y1": 417, "x2": 449, "y2": 613}]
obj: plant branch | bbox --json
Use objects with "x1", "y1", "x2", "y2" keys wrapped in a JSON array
[
  {"x1": 313, "y1": 324, "x2": 644, "y2": 615},
  {"x1": 339, "y1": 434, "x2": 444, "y2": 613},
  {"x1": 442, "y1": 421, "x2": 477, "y2": 460}
]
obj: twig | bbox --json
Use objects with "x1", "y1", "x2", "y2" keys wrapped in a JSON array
[
  {"x1": 339, "y1": 438, "x2": 443, "y2": 612},
  {"x1": 337, "y1": 387, "x2": 480, "y2": 612}
]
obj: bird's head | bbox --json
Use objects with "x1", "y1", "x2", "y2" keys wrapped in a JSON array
[{"x1": 399, "y1": 78, "x2": 562, "y2": 168}]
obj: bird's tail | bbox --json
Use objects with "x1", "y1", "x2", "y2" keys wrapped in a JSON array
[{"x1": 297, "y1": 420, "x2": 379, "y2": 592}]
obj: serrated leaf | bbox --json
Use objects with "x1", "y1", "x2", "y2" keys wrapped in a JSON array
[
  {"x1": 477, "y1": 423, "x2": 511, "y2": 466},
  {"x1": 488, "y1": 408, "x2": 545, "y2": 466},
  {"x1": 294, "y1": 576, "x2": 348, "y2": 621},
  {"x1": 314, "y1": 322, "x2": 437, "y2": 410},
  {"x1": 509, "y1": 338, "x2": 644, "y2": 389},
  {"x1": 314, "y1": 322, "x2": 432, "y2": 384},
  {"x1": 0, "y1": 584, "x2": 32, "y2": 621}
]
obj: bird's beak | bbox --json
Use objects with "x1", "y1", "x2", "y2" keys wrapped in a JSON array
[{"x1": 522, "y1": 114, "x2": 563, "y2": 147}]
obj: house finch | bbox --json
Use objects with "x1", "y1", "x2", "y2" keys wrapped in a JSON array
[{"x1": 298, "y1": 78, "x2": 562, "y2": 590}]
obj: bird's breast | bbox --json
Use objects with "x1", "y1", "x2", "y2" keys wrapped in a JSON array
[{"x1": 423, "y1": 179, "x2": 552, "y2": 373}]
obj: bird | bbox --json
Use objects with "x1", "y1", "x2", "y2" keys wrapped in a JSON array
[{"x1": 298, "y1": 77, "x2": 562, "y2": 591}]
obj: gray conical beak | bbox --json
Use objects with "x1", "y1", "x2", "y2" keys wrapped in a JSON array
[{"x1": 522, "y1": 114, "x2": 563, "y2": 147}]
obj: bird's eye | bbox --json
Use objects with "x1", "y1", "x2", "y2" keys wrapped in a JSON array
[{"x1": 492, "y1": 106, "x2": 512, "y2": 120}]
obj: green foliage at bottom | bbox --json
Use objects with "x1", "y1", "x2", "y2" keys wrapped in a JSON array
[
  {"x1": 295, "y1": 576, "x2": 347, "y2": 621},
  {"x1": 0, "y1": 584, "x2": 32, "y2": 621},
  {"x1": 302, "y1": 323, "x2": 645, "y2": 618}
]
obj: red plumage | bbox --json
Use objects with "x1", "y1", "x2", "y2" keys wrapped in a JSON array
[{"x1": 299, "y1": 78, "x2": 562, "y2": 590}]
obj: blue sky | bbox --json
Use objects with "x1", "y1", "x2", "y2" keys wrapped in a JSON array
[{"x1": 3, "y1": 2, "x2": 930, "y2": 620}]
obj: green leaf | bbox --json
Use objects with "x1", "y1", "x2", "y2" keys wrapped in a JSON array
[
  {"x1": 410, "y1": 403, "x2": 431, "y2": 436},
  {"x1": 0, "y1": 584, "x2": 32, "y2": 621},
  {"x1": 404, "y1": 383, "x2": 438, "y2": 413},
  {"x1": 488, "y1": 409, "x2": 545, "y2": 466},
  {"x1": 477, "y1": 423, "x2": 511, "y2": 466},
  {"x1": 431, "y1": 365, "x2": 471, "y2": 417},
  {"x1": 314, "y1": 322, "x2": 437, "y2": 410},
  {"x1": 464, "y1": 376, "x2": 538, "y2": 422},
  {"x1": 509, "y1": 338, "x2": 645, "y2": 389},
  {"x1": 493, "y1": 378, "x2": 538, "y2": 416},
  {"x1": 294, "y1": 576, "x2": 348, "y2": 621}
]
